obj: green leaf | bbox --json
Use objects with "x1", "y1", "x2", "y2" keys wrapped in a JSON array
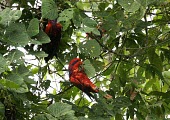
[
  {"x1": 145, "y1": 64, "x2": 163, "y2": 80},
  {"x1": 24, "y1": 77, "x2": 37, "y2": 84},
  {"x1": 42, "y1": 0, "x2": 58, "y2": 19},
  {"x1": 136, "y1": 6, "x2": 146, "y2": 20},
  {"x1": 148, "y1": 48, "x2": 163, "y2": 71},
  {"x1": 48, "y1": 102, "x2": 77, "y2": 120},
  {"x1": 83, "y1": 27, "x2": 94, "y2": 33},
  {"x1": 148, "y1": 27, "x2": 161, "y2": 40},
  {"x1": 83, "y1": 59, "x2": 96, "y2": 77},
  {"x1": 0, "y1": 54, "x2": 8, "y2": 73},
  {"x1": 79, "y1": 40, "x2": 101, "y2": 57},
  {"x1": 58, "y1": 8, "x2": 74, "y2": 22},
  {"x1": 61, "y1": 20, "x2": 70, "y2": 31},
  {"x1": 36, "y1": 31, "x2": 51, "y2": 44},
  {"x1": 29, "y1": 39, "x2": 42, "y2": 45},
  {"x1": 75, "y1": 97, "x2": 90, "y2": 107},
  {"x1": 0, "y1": 79, "x2": 20, "y2": 88},
  {"x1": 93, "y1": 28, "x2": 101, "y2": 35},
  {"x1": 143, "y1": 79, "x2": 155, "y2": 92},
  {"x1": 115, "y1": 114, "x2": 124, "y2": 120},
  {"x1": 118, "y1": 0, "x2": 141, "y2": 12},
  {"x1": 17, "y1": 64, "x2": 29, "y2": 77},
  {"x1": 0, "y1": 8, "x2": 22, "y2": 27},
  {"x1": 91, "y1": 60, "x2": 105, "y2": 72},
  {"x1": 9, "y1": 9, "x2": 22, "y2": 21},
  {"x1": 162, "y1": 71, "x2": 170, "y2": 79},
  {"x1": 32, "y1": 31, "x2": 51, "y2": 45},
  {"x1": 29, "y1": 51, "x2": 48, "y2": 57},
  {"x1": 78, "y1": 117, "x2": 91, "y2": 120},
  {"x1": 33, "y1": 114, "x2": 48, "y2": 120},
  {"x1": 45, "y1": 114, "x2": 56, "y2": 120},
  {"x1": 5, "y1": 23, "x2": 30, "y2": 46},
  {"x1": 12, "y1": 83, "x2": 28, "y2": 93},
  {"x1": 7, "y1": 49, "x2": 24, "y2": 62},
  {"x1": 7, "y1": 74, "x2": 24, "y2": 85},
  {"x1": 160, "y1": 48, "x2": 170, "y2": 61},
  {"x1": 0, "y1": 102, "x2": 4, "y2": 116},
  {"x1": 102, "y1": 63, "x2": 115, "y2": 76},
  {"x1": 82, "y1": 17, "x2": 97, "y2": 27},
  {"x1": 102, "y1": 16, "x2": 119, "y2": 34},
  {"x1": 72, "y1": 9, "x2": 81, "y2": 27},
  {"x1": 76, "y1": 1, "x2": 91, "y2": 10},
  {"x1": 27, "y1": 18, "x2": 39, "y2": 37},
  {"x1": 114, "y1": 96, "x2": 131, "y2": 108},
  {"x1": 137, "y1": 67, "x2": 145, "y2": 78},
  {"x1": 138, "y1": 0, "x2": 151, "y2": 7},
  {"x1": 117, "y1": 62, "x2": 129, "y2": 87},
  {"x1": 6, "y1": 74, "x2": 28, "y2": 93},
  {"x1": 31, "y1": 67, "x2": 39, "y2": 74},
  {"x1": 83, "y1": 27, "x2": 100, "y2": 36},
  {"x1": 98, "y1": 2, "x2": 110, "y2": 11}
]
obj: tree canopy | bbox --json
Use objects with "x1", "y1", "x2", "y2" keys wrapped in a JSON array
[{"x1": 0, "y1": 0, "x2": 170, "y2": 119}]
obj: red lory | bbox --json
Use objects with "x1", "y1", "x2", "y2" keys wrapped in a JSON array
[
  {"x1": 68, "y1": 58, "x2": 99, "y2": 98},
  {"x1": 42, "y1": 20, "x2": 62, "y2": 63}
]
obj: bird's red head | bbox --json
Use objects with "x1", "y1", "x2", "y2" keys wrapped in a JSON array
[
  {"x1": 69, "y1": 58, "x2": 81, "y2": 65},
  {"x1": 68, "y1": 58, "x2": 83, "y2": 76}
]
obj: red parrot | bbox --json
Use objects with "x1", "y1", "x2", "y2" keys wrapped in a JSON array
[
  {"x1": 42, "y1": 20, "x2": 62, "y2": 63},
  {"x1": 68, "y1": 58, "x2": 99, "y2": 98}
]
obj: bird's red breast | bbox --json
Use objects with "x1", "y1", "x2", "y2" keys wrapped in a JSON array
[{"x1": 45, "y1": 20, "x2": 62, "y2": 37}]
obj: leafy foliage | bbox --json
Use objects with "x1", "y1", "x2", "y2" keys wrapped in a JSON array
[
  {"x1": 27, "y1": 18, "x2": 39, "y2": 37},
  {"x1": 0, "y1": 0, "x2": 170, "y2": 119},
  {"x1": 41, "y1": 0, "x2": 58, "y2": 19},
  {"x1": 79, "y1": 40, "x2": 101, "y2": 57}
]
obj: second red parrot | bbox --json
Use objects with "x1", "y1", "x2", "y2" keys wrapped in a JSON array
[{"x1": 68, "y1": 58, "x2": 99, "y2": 98}]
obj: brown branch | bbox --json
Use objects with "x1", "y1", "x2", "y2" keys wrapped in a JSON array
[{"x1": 57, "y1": 85, "x2": 74, "y2": 95}]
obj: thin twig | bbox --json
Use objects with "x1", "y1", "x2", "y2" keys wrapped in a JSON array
[{"x1": 57, "y1": 85, "x2": 74, "y2": 95}]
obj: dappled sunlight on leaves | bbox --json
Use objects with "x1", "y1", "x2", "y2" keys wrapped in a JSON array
[{"x1": 0, "y1": 0, "x2": 170, "y2": 119}]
